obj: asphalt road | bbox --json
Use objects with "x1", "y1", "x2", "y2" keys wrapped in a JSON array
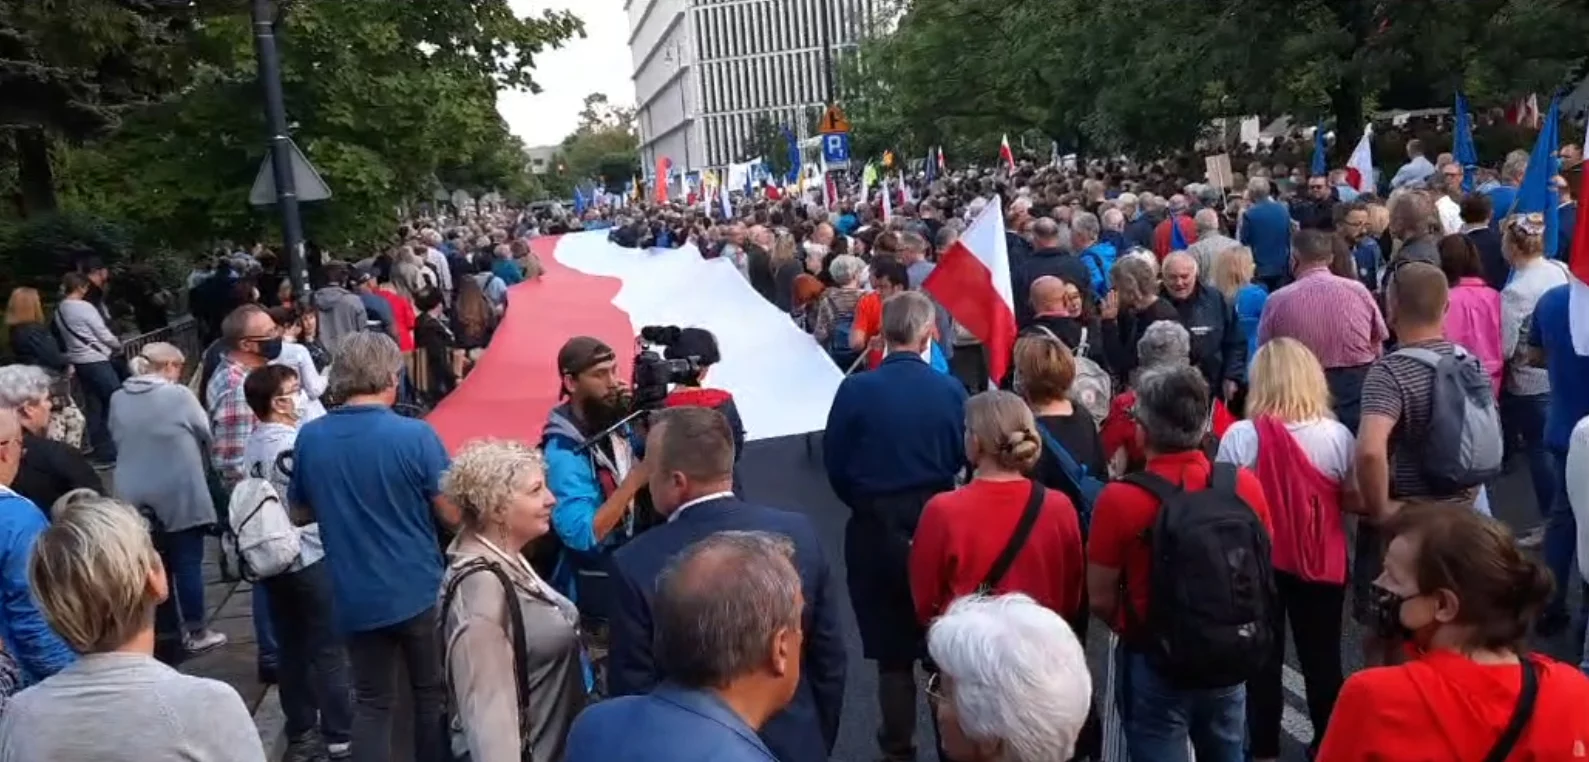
[{"x1": 740, "y1": 436, "x2": 1577, "y2": 762}]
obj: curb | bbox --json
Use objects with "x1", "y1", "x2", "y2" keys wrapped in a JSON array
[{"x1": 253, "y1": 685, "x2": 286, "y2": 762}]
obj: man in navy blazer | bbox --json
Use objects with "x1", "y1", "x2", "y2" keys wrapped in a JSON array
[
  {"x1": 565, "y1": 530, "x2": 807, "y2": 762},
  {"x1": 606, "y1": 406, "x2": 847, "y2": 762}
]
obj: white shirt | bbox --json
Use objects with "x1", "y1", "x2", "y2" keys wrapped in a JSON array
[
  {"x1": 1214, "y1": 418, "x2": 1355, "y2": 481},
  {"x1": 1501, "y1": 257, "x2": 1571, "y2": 396},
  {"x1": 666, "y1": 491, "x2": 736, "y2": 523},
  {"x1": 1436, "y1": 195, "x2": 1463, "y2": 235},
  {"x1": 270, "y1": 341, "x2": 327, "y2": 422}
]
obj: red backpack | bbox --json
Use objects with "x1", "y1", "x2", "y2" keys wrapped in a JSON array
[{"x1": 1253, "y1": 417, "x2": 1348, "y2": 584}]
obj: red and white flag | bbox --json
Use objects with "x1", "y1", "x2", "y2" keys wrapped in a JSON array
[
  {"x1": 824, "y1": 173, "x2": 838, "y2": 209},
  {"x1": 999, "y1": 134, "x2": 1016, "y2": 173},
  {"x1": 881, "y1": 176, "x2": 893, "y2": 222},
  {"x1": 923, "y1": 196, "x2": 1017, "y2": 382},
  {"x1": 1345, "y1": 124, "x2": 1374, "y2": 194},
  {"x1": 1508, "y1": 94, "x2": 1542, "y2": 130},
  {"x1": 1568, "y1": 120, "x2": 1589, "y2": 356},
  {"x1": 937, "y1": 146, "x2": 947, "y2": 173},
  {"x1": 428, "y1": 232, "x2": 844, "y2": 450}
]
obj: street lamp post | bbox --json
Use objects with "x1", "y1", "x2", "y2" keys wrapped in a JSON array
[{"x1": 251, "y1": 0, "x2": 309, "y2": 303}]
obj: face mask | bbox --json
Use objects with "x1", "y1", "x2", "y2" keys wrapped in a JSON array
[
  {"x1": 1365, "y1": 583, "x2": 1416, "y2": 642},
  {"x1": 257, "y1": 337, "x2": 284, "y2": 361}
]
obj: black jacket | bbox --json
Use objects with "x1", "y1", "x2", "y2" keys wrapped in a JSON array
[
  {"x1": 1101, "y1": 297, "x2": 1180, "y2": 382},
  {"x1": 1017, "y1": 248, "x2": 1094, "y2": 326},
  {"x1": 1166, "y1": 284, "x2": 1244, "y2": 393},
  {"x1": 8, "y1": 323, "x2": 67, "y2": 372},
  {"x1": 14, "y1": 431, "x2": 103, "y2": 518},
  {"x1": 1466, "y1": 227, "x2": 1509, "y2": 292}
]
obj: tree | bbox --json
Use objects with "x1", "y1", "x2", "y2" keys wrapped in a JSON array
[
  {"x1": 43, "y1": 0, "x2": 581, "y2": 251},
  {"x1": 747, "y1": 115, "x2": 790, "y2": 179},
  {"x1": 556, "y1": 91, "x2": 638, "y2": 192}
]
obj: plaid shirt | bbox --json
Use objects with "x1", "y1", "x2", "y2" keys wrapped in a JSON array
[
  {"x1": 1256, "y1": 265, "x2": 1387, "y2": 369},
  {"x1": 206, "y1": 356, "x2": 256, "y2": 489}
]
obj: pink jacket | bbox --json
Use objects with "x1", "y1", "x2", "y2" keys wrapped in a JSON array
[{"x1": 1444, "y1": 277, "x2": 1504, "y2": 396}]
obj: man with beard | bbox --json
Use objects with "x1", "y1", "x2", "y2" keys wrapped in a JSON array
[{"x1": 541, "y1": 337, "x2": 652, "y2": 680}]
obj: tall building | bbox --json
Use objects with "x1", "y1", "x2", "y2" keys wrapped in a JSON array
[{"x1": 628, "y1": 0, "x2": 876, "y2": 174}]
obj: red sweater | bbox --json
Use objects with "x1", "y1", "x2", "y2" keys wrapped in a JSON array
[
  {"x1": 909, "y1": 478, "x2": 1085, "y2": 625},
  {"x1": 1318, "y1": 649, "x2": 1589, "y2": 761}
]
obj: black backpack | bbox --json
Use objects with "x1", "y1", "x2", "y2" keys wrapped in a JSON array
[{"x1": 1121, "y1": 462, "x2": 1276, "y2": 689}]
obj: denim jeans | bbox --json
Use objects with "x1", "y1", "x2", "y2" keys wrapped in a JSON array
[
  {"x1": 1115, "y1": 645, "x2": 1246, "y2": 762},
  {"x1": 345, "y1": 606, "x2": 447, "y2": 762},
  {"x1": 264, "y1": 561, "x2": 351, "y2": 744},
  {"x1": 1545, "y1": 449, "x2": 1578, "y2": 620},
  {"x1": 74, "y1": 360, "x2": 120, "y2": 463},
  {"x1": 254, "y1": 585, "x2": 279, "y2": 669},
  {"x1": 1500, "y1": 392, "x2": 1554, "y2": 521},
  {"x1": 160, "y1": 527, "x2": 209, "y2": 631}
]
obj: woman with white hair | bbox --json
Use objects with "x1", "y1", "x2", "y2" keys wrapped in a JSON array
[
  {"x1": 815, "y1": 254, "x2": 867, "y2": 369},
  {"x1": 107, "y1": 342, "x2": 228, "y2": 654},
  {"x1": 439, "y1": 439, "x2": 586, "y2": 762},
  {"x1": 1099, "y1": 321, "x2": 1237, "y2": 475},
  {"x1": 0, "y1": 364, "x2": 102, "y2": 514},
  {"x1": 927, "y1": 594, "x2": 1091, "y2": 762},
  {"x1": 0, "y1": 491, "x2": 266, "y2": 761}
]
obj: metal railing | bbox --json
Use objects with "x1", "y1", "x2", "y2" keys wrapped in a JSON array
[{"x1": 122, "y1": 316, "x2": 205, "y2": 365}]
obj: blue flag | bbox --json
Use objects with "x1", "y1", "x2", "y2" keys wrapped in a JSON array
[
  {"x1": 573, "y1": 187, "x2": 587, "y2": 216},
  {"x1": 1513, "y1": 96, "x2": 1561, "y2": 256},
  {"x1": 1311, "y1": 123, "x2": 1327, "y2": 177},
  {"x1": 1454, "y1": 92, "x2": 1479, "y2": 193},
  {"x1": 1170, "y1": 215, "x2": 1190, "y2": 251},
  {"x1": 924, "y1": 146, "x2": 937, "y2": 185},
  {"x1": 782, "y1": 127, "x2": 802, "y2": 184}
]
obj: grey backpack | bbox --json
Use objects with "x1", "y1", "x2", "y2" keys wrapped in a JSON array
[{"x1": 1394, "y1": 346, "x2": 1503, "y2": 492}]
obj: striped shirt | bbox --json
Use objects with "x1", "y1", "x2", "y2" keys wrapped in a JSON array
[
  {"x1": 1257, "y1": 266, "x2": 1387, "y2": 369},
  {"x1": 1360, "y1": 339, "x2": 1470, "y2": 501}
]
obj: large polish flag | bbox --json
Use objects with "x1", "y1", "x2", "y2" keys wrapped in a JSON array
[
  {"x1": 1345, "y1": 123, "x2": 1374, "y2": 194},
  {"x1": 1567, "y1": 119, "x2": 1589, "y2": 356},
  {"x1": 923, "y1": 196, "x2": 1018, "y2": 382},
  {"x1": 427, "y1": 232, "x2": 844, "y2": 452}
]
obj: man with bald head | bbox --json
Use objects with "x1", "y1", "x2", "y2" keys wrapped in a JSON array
[
  {"x1": 0, "y1": 406, "x2": 77, "y2": 682},
  {"x1": 1161, "y1": 252, "x2": 1243, "y2": 400},
  {"x1": 1184, "y1": 208, "x2": 1238, "y2": 284},
  {"x1": 1017, "y1": 217, "x2": 1094, "y2": 327}
]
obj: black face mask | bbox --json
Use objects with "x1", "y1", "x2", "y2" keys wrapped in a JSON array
[
  {"x1": 1366, "y1": 583, "x2": 1415, "y2": 641},
  {"x1": 257, "y1": 337, "x2": 284, "y2": 361}
]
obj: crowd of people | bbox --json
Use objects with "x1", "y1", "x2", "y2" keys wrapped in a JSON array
[{"x1": 0, "y1": 122, "x2": 1586, "y2": 762}]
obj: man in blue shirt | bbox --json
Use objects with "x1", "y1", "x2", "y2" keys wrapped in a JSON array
[
  {"x1": 1238, "y1": 176, "x2": 1295, "y2": 292},
  {"x1": 1527, "y1": 282, "x2": 1589, "y2": 633},
  {"x1": 289, "y1": 331, "x2": 457, "y2": 762},
  {"x1": 0, "y1": 408, "x2": 75, "y2": 684},
  {"x1": 1484, "y1": 150, "x2": 1529, "y2": 233}
]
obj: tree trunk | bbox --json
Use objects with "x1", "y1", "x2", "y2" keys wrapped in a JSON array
[
  {"x1": 1332, "y1": 80, "x2": 1365, "y2": 163},
  {"x1": 16, "y1": 129, "x2": 58, "y2": 217}
]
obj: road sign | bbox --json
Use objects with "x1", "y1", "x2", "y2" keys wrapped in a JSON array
[
  {"x1": 820, "y1": 104, "x2": 851, "y2": 134},
  {"x1": 248, "y1": 137, "x2": 332, "y2": 206},
  {"x1": 822, "y1": 133, "x2": 851, "y2": 169}
]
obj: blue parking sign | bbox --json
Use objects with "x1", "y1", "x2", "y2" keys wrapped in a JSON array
[{"x1": 822, "y1": 133, "x2": 851, "y2": 167}]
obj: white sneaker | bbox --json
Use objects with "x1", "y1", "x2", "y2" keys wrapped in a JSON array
[
  {"x1": 183, "y1": 629, "x2": 228, "y2": 655},
  {"x1": 327, "y1": 741, "x2": 351, "y2": 759}
]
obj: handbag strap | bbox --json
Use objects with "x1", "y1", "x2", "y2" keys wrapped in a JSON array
[
  {"x1": 1482, "y1": 658, "x2": 1539, "y2": 762},
  {"x1": 1036, "y1": 421, "x2": 1090, "y2": 492},
  {"x1": 441, "y1": 559, "x2": 535, "y2": 762},
  {"x1": 978, "y1": 481, "x2": 1045, "y2": 593}
]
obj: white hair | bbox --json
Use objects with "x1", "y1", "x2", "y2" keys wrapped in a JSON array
[
  {"x1": 0, "y1": 364, "x2": 52, "y2": 409},
  {"x1": 928, "y1": 594, "x2": 1091, "y2": 762}
]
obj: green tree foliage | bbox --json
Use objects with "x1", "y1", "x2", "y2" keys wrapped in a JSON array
[
  {"x1": 6, "y1": 0, "x2": 580, "y2": 255},
  {"x1": 844, "y1": 0, "x2": 1589, "y2": 161},
  {"x1": 748, "y1": 115, "x2": 790, "y2": 179},
  {"x1": 556, "y1": 92, "x2": 639, "y2": 192}
]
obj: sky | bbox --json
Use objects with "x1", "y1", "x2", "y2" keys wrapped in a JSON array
[{"x1": 499, "y1": 1, "x2": 636, "y2": 149}]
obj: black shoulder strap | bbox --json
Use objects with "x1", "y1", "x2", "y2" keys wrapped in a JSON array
[
  {"x1": 441, "y1": 559, "x2": 535, "y2": 762},
  {"x1": 1209, "y1": 461, "x2": 1239, "y2": 496},
  {"x1": 1482, "y1": 659, "x2": 1539, "y2": 762},
  {"x1": 978, "y1": 481, "x2": 1045, "y2": 594},
  {"x1": 1120, "y1": 471, "x2": 1179, "y2": 505}
]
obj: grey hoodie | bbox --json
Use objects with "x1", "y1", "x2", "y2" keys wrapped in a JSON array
[
  {"x1": 107, "y1": 375, "x2": 215, "y2": 532},
  {"x1": 312, "y1": 286, "x2": 366, "y2": 354}
]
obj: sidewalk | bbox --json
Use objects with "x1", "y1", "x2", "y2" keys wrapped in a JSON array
[{"x1": 186, "y1": 545, "x2": 286, "y2": 762}]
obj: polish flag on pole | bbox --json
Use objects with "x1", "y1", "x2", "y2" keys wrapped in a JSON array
[
  {"x1": 1566, "y1": 119, "x2": 1589, "y2": 356},
  {"x1": 881, "y1": 176, "x2": 893, "y2": 222},
  {"x1": 937, "y1": 146, "x2": 947, "y2": 174},
  {"x1": 999, "y1": 134, "x2": 1016, "y2": 173},
  {"x1": 1345, "y1": 124, "x2": 1374, "y2": 194},
  {"x1": 824, "y1": 173, "x2": 839, "y2": 209},
  {"x1": 923, "y1": 195, "x2": 1017, "y2": 382}
]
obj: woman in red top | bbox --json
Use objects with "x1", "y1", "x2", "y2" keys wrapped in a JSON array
[
  {"x1": 1317, "y1": 504, "x2": 1589, "y2": 762},
  {"x1": 910, "y1": 390, "x2": 1085, "y2": 630},
  {"x1": 1097, "y1": 319, "x2": 1235, "y2": 473}
]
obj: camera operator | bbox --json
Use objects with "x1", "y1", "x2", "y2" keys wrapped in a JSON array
[
  {"x1": 660, "y1": 328, "x2": 746, "y2": 493},
  {"x1": 540, "y1": 337, "x2": 650, "y2": 625}
]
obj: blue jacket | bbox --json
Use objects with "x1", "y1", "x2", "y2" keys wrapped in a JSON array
[
  {"x1": 565, "y1": 683, "x2": 779, "y2": 762},
  {"x1": 1233, "y1": 283, "x2": 1269, "y2": 382},
  {"x1": 541, "y1": 404, "x2": 643, "y2": 603},
  {"x1": 608, "y1": 496, "x2": 846, "y2": 762},
  {"x1": 824, "y1": 352, "x2": 966, "y2": 505},
  {"x1": 1239, "y1": 199, "x2": 1294, "y2": 278},
  {"x1": 0, "y1": 489, "x2": 75, "y2": 683}
]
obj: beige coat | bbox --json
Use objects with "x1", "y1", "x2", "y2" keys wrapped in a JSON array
[{"x1": 441, "y1": 534, "x2": 586, "y2": 762}]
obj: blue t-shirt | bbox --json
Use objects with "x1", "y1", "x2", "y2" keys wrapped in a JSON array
[
  {"x1": 288, "y1": 405, "x2": 450, "y2": 633},
  {"x1": 1528, "y1": 284, "x2": 1589, "y2": 452}
]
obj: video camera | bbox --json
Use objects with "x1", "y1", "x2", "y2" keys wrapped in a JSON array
[{"x1": 631, "y1": 325, "x2": 704, "y2": 413}]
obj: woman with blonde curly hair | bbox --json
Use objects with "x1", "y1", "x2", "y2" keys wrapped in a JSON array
[{"x1": 439, "y1": 439, "x2": 585, "y2": 762}]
